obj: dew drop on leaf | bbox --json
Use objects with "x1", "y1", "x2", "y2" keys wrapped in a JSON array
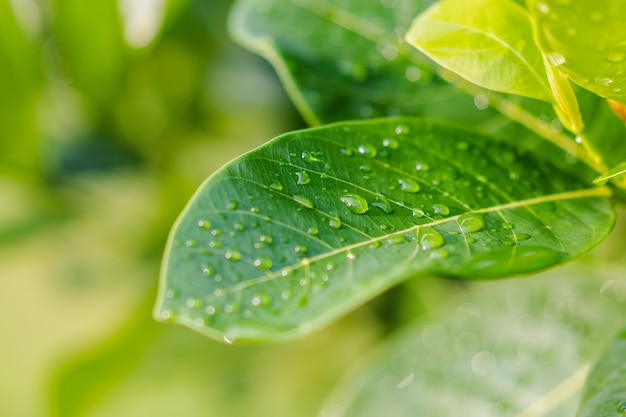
[
  {"x1": 394, "y1": 124, "x2": 410, "y2": 135},
  {"x1": 301, "y1": 151, "x2": 321, "y2": 163},
  {"x1": 197, "y1": 219, "x2": 211, "y2": 230},
  {"x1": 606, "y1": 52, "x2": 625, "y2": 63},
  {"x1": 295, "y1": 245, "x2": 308, "y2": 253},
  {"x1": 307, "y1": 226, "x2": 319, "y2": 235},
  {"x1": 340, "y1": 194, "x2": 369, "y2": 214},
  {"x1": 357, "y1": 144, "x2": 377, "y2": 158},
  {"x1": 433, "y1": 204, "x2": 450, "y2": 216},
  {"x1": 398, "y1": 178, "x2": 420, "y2": 193},
  {"x1": 269, "y1": 180, "x2": 283, "y2": 191},
  {"x1": 547, "y1": 52, "x2": 565, "y2": 66},
  {"x1": 234, "y1": 222, "x2": 246, "y2": 232},
  {"x1": 419, "y1": 227, "x2": 445, "y2": 250},
  {"x1": 296, "y1": 171, "x2": 310, "y2": 185},
  {"x1": 329, "y1": 217, "x2": 342, "y2": 229},
  {"x1": 457, "y1": 213, "x2": 485, "y2": 233},
  {"x1": 412, "y1": 208, "x2": 425, "y2": 218},
  {"x1": 371, "y1": 195, "x2": 393, "y2": 214},
  {"x1": 253, "y1": 256, "x2": 272, "y2": 270},
  {"x1": 382, "y1": 137, "x2": 400, "y2": 149},
  {"x1": 225, "y1": 248, "x2": 241, "y2": 261},
  {"x1": 227, "y1": 200, "x2": 238, "y2": 210},
  {"x1": 185, "y1": 239, "x2": 198, "y2": 247},
  {"x1": 293, "y1": 194, "x2": 316, "y2": 209}
]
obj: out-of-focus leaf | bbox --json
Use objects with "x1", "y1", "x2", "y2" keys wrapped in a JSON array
[
  {"x1": 155, "y1": 118, "x2": 614, "y2": 343},
  {"x1": 577, "y1": 325, "x2": 626, "y2": 417},
  {"x1": 229, "y1": 0, "x2": 499, "y2": 126},
  {"x1": 321, "y1": 272, "x2": 626, "y2": 417},
  {"x1": 528, "y1": 0, "x2": 626, "y2": 103},
  {"x1": 594, "y1": 162, "x2": 626, "y2": 187},
  {"x1": 53, "y1": 0, "x2": 128, "y2": 107},
  {"x1": 405, "y1": 0, "x2": 552, "y2": 102}
]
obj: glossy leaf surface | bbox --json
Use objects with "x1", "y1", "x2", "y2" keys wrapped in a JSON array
[
  {"x1": 155, "y1": 118, "x2": 614, "y2": 343},
  {"x1": 321, "y1": 272, "x2": 626, "y2": 417},
  {"x1": 405, "y1": 0, "x2": 552, "y2": 102},
  {"x1": 577, "y1": 325, "x2": 626, "y2": 417},
  {"x1": 528, "y1": 0, "x2": 626, "y2": 103},
  {"x1": 229, "y1": 0, "x2": 499, "y2": 126}
]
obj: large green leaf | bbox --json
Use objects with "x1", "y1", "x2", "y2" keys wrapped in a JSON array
[
  {"x1": 155, "y1": 118, "x2": 615, "y2": 343},
  {"x1": 528, "y1": 0, "x2": 626, "y2": 103},
  {"x1": 321, "y1": 270, "x2": 626, "y2": 417},
  {"x1": 405, "y1": 0, "x2": 552, "y2": 102},
  {"x1": 577, "y1": 326, "x2": 626, "y2": 417},
  {"x1": 229, "y1": 0, "x2": 498, "y2": 126}
]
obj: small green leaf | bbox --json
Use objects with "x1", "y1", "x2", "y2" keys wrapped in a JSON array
[
  {"x1": 543, "y1": 55, "x2": 584, "y2": 133},
  {"x1": 528, "y1": 0, "x2": 626, "y2": 102},
  {"x1": 577, "y1": 326, "x2": 626, "y2": 417},
  {"x1": 322, "y1": 272, "x2": 626, "y2": 417},
  {"x1": 405, "y1": 0, "x2": 552, "y2": 102},
  {"x1": 593, "y1": 162, "x2": 626, "y2": 185},
  {"x1": 155, "y1": 118, "x2": 614, "y2": 343}
]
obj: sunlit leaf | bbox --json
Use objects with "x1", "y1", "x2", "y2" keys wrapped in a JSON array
[
  {"x1": 229, "y1": 0, "x2": 499, "y2": 125},
  {"x1": 405, "y1": 0, "x2": 552, "y2": 102},
  {"x1": 155, "y1": 118, "x2": 614, "y2": 343},
  {"x1": 528, "y1": 0, "x2": 626, "y2": 103},
  {"x1": 593, "y1": 162, "x2": 626, "y2": 186},
  {"x1": 577, "y1": 325, "x2": 626, "y2": 417},
  {"x1": 543, "y1": 55, "x2": 584, "y2": 133},
  {"x1": 321, "y1": 272, "x2": 626, "y2": 417}
]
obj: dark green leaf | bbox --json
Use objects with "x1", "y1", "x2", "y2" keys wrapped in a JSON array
[
  {"x1": 322, "y1": 272, "x2": 626, "y2": 417},
  {"x1": 229, "y1": 0, "x2": 497, "y2": 125},
  {"x1": 155, "y1": 118, "x2": 614, "y2": 343},
  {"x1": 405, "y1": 0, "x2": 552, "y2": 102},
  {"x1": 577, "y1": 325, "x2": 626, "y2": 417},
  {"x1": 528, "y1": 0, "x2": 626, "y2": 103}
]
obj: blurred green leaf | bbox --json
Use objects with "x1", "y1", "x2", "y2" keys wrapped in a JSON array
[
  {"x1": 229, "y1": 0, "x2": 499, "y2": 126},
  {"x1": 594, "y1": 162, "x2": 626, "y2": 185},
  {"x1": 321, "y1": 272, "x2": 626, "y2": 417},
  {"x1": 577, "y1": 325, "x2": 626, "y2": 417},
  {"x1": 405, "y1": 0, "x2": 552, "y2": 102},
  {"x1": 528, "y1": 0, "x2": 626, "y2": 103},
  {"x1": 155, "y1": 118, "x2": 614, "y2": 343}
]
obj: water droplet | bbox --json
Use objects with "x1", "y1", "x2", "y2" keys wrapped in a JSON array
[
  {"x1": 296, "y1": 171, "x2": 310, "y2": 185},
  {"x1": 329, "y1": 217, "x2": 342, "y2": 229},
  {"x1": 160, "y1": 309, "x2": 175, "y2": 321},
  {"x1": 197, "y1": 219, "x2": 211, "y2": 229},
  {"x1": 225, "y1": 248, "x2": 241, "y2": 261},
  {"x1": 433, "y1": 204, "x2": 450, "y2": 216},
  {"x1": 234, "y1": 222, "x2": 246, "y2": 232},
  {"x1": 165, "y1": 288, "x2": 178, "y2": 299},
  {"x1": 340, "y1": 194, "x2": 369, "y2": 214},
  {"x1": 250, "y1": 207, "x2": 260, "y2": 213},
  {"x1": 359, "y1": 164, "x2": 371, "y2": 172},
  {"x1": 606, "y1": 52, "x2": 625, "y2": 63},
  {"x1": 301, "y1": 151, "x2": 321, "y2": 163},
  {"x1": 295, "y1": 245, "x2": 308, "y2": 253},
  {"x1": 597, "y1": 77, "x2": 614, "y2": 86},
  {"x1": 269, "y1": 180, "x2": 283, "y2": 191},
  {"x1": 202, "y1": 265, "x2": 214, "y2": 276},
  {"x1": 457, "y1": 213, "x2": 485, "y2": 233},
  {"x1": 208, "y1": 240, "x2": 222, "y2": 248},
  {"x1": 326, "y1": 262, "x2": 336, "y2": 270},
  {"x1": 405, "y1": 65, "x2": 422, "y2": 82},
  {"x1": 394, "y1": 124, "x2": 410, "y2": 135},
  {"x1": 294, "y1": 194, "x2": 316, "y2": 209},
  {"x1": 382, "y1": 137, "x2": 400, "y2": 149},
  {"x1": 185, "y1": 239, "x2": 198, "y2": 247},
  {"x1": 535, "y1": 2, "x2": 549, "y2": 13},
  {"x1": 547, "y1": 52, "x2": 565, "y2": 66},
  {"x1": 341, "y1": 147, "x2": 354, "y2": 157},
  {"x1": 398, "y1": 178, "x2": 420, "y2": 193},
  {"x1": 253, "y1": 256, "x2": 272, "y2": 270},
  {"x1": 371, "y1": 195, "x2": 393, "y2": 213},
  {"x1": 412, "y1": 208, "x2": 425, "y2": 218},
  {"x1": 388, "y1": 235, "x2": 408, "y2": 245},
  {"x1": 227, "y1": 200, "x2": 238, "y2": 210},
  {"x1": 346, "y1": 252, "x2": 357, "y2": 260},
  {"x1": 205, "y1": 305, "x2": 216, "y2": 315},
  {"x1": 419, "y1": 227, "x2": 445, "y2": 250},
  {"x1": 357, "y1": 144, "x2": 377, "y2": 158},
  {"x1": 516, "y1": 233, "x2": 531, "y2": 241},
  {"x1": 251, "y1": 293, "x2": 272, "y2": 307},
  {"x1": 306, "y1": 226, "x2": 319, "y2": 236},
  {"x1": 415, "y1": 162, "x2": 429, "y2": 171},
  {"x1": 186, "y1": 298, "x2": 202, "y2": 309}
]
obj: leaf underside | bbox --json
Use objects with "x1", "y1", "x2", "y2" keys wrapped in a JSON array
[
  {"x1": 154, "y1": 118, "x2": 614, "y2": 343},
  {"x1": 321, "y1": 273, "x2": 626, "y2": 417}
]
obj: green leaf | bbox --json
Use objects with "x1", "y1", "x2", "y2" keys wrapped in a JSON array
[
  {"x1": 543, "y1": 56, "x2": 584, "y2": 133},
  {"x1": 577, "y1": 326, "x2": 626, "y2": 417},
  {"x1": 594, "y1": 162, "x2": 626, "y2": 185},
  {"x1": 228, "y1": 0, "x2": 499, "y2": 125},
  {"x1": 155, "y1": 118, "x2": 614, "y2": 343},
  {"x1": 528, "y1": 0, "x2": 626, "y2": 103},
  {"x1": 405, "y1": 0, "x2": 552, "y2": 102},
  {"x1": 321, "y1": 271, "x2": 626, "y2": 417}
]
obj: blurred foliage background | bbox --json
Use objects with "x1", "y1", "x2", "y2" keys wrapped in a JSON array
[
  {"x1": 1, "y1": 1, "x2": 625, "y2": 416},
  {"x1": 0, "y1": 0, "x2": 391, "y2": 415}
]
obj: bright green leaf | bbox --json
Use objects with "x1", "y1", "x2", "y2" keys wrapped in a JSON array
[
  {"x1": 543, "y1": 55, "x2": 584, "y2": 133},
  {"x1": 528, "y1": 0, "x2": 626, "y2": 103},
  {"x1": 405, "y1": 0, "x2": 552, "y2": 102},
  {"x1": 593, "y1": 162, "x2": 626, "y2": 185},
  {"x1": 321, "y1": 272, "x2": 626, "y2": 417},
  {"x1": 229, "y1": 0, "x2": 502, "y2": 126},
  {"x1": 577, "y1": 325, "x2": 626, "y2": 417},
  {"x1": 155, "y1": 118, "x2": 614, "y2": 343}
]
